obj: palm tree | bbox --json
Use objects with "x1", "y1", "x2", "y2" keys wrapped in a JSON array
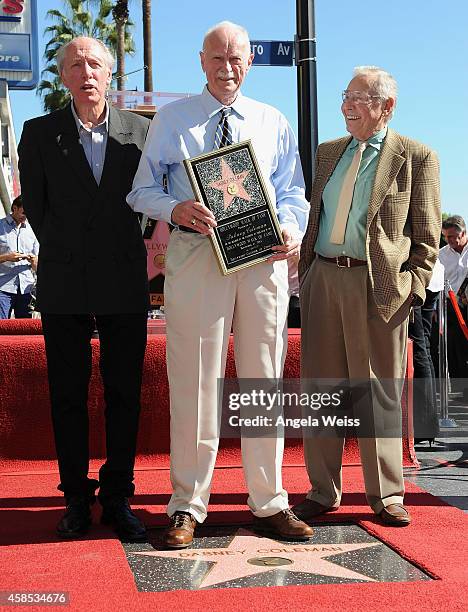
[
  {"x1": 142, "y1": 0, "x2": 153, "y2": 92},
  {"x1": 36, "y1": 64, "x2": 70, "y2": 112},
  {"x1": 37, "y1": 0, "x2": 135, "y2": 112},
  {"x1": 112, "y1": 0, "x2": 129, "y2": 91}
]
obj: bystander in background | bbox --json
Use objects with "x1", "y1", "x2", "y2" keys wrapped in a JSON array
[
  {"x1": 439, "y1": 215, "x2": 468, "y2": 401},
  {"x1": 0, "y1": 195, "x2": 38, "y2": 319}
]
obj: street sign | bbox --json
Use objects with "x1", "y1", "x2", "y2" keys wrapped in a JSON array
[
  {"x1": 0, "y1": 0, "x2": 38, "y2": 89},
  {"x1": 250, "y1": 40, "x2": 294, "y2": 67}
]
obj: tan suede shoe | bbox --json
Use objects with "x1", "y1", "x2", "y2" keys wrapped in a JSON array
[{"x1": 379, "y1": 503, "x2": 411, "y2": 527}]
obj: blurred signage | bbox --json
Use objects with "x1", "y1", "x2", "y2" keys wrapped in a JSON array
[
  {"x1": 0, "y1": 33, "x2": 30, "y2": 70},
  {"x1": 0, "y1": 0, "x2": 26, "y2": 22},
  {"x1": 0, "y1": 0, "x2": 38, "y2": 89}
]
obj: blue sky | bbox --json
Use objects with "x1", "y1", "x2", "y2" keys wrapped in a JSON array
[{"x1": 10, "y1": 0, "x2": 468, "y2": 219}]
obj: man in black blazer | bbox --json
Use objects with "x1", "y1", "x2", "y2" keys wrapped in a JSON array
[{"x1": 18, "y1": 37, "x2": 150, "y2": 541}]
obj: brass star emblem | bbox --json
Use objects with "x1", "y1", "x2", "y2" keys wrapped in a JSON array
[{"x1": 208, "y1": 159, "x2": 252, "y2": 210}]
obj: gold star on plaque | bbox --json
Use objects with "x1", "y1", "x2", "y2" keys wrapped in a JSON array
[{"x1": 209, "y1": 159, "x2": 252, "y2": 210}]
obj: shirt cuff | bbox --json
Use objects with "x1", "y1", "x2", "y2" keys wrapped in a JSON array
[
  {"x1": 151, "y1": 200, "x2": 178, "y2": 225},
  {"x1": 280, "y1": 223, "x2": 303, "y2": 242}
]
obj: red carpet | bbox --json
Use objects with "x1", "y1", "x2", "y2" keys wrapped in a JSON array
[
  {"x1": 1, "y1": 465, "x2": 466, "y2": 611},
  {"x1": 0, "y1": 323, "x2": 460, "y2": 609},
  {"x1": 0, "y1": 318, "x2": 43, "y2": 334},
  {"x1": 0, "y1": 326, "x2": 417, "y2": 472}
]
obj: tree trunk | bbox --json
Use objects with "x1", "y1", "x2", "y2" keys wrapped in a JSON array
[
  {"x1": 142, "y1": 0, "x2": 153, "y2": 92},
  {"x1": 116, "y1": 23, "x2": 126, "y2": 91},
  {"x1": 112, "y1": 1, "x2": 129, "y2": 92}
]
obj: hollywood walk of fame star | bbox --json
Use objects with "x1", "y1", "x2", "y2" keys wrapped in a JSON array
[
  {"x1": 208, "y1": 159, "x2": 252, "y2": 210},
  {"x1": 144, "y1": 220, "x2": 170, "y2": 280},
  {"x1": 132, "y1": 528, "x2": 381, "y2": 589}
]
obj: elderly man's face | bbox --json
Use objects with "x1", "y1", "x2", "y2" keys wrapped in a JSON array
[
  {"x1": 61, "y1": 38, "x2": 112, "y2": 108},
  {"x1": 341, "y1": 75, "x2": 394, "y2": 141},
  {"x1": 200, "y1": 28, "x2": 253, "y2": 104},
  {"x1": 442, "y1": 227, "x2": 467, "y2": 251}
]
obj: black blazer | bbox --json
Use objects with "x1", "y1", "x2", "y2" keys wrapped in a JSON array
[{"x1": 18, "y1": 103, "x2": 150, "y2": 314}]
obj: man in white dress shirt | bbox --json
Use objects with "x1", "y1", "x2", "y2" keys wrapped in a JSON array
[
  {"x1": 127, "y1": 21, "x2": 311, "y2": 547},
  {"x1": 439, "y1": 215, "x2": 468, "y2": 398}
]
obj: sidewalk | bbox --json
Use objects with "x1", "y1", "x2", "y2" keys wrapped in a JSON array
[{"x1": 405, "y1": 392, "x2": 468, "y2": 512}]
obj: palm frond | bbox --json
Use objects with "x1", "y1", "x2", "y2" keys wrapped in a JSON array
[
  {"x1": 45, "y1": 9, "x2": 67, "y2": 21},
  {"x1": 39, "y1": 0, "x2": 136, "y2": 109},
  {"x1": 98, "y1": 0, "x2": 114, "y2": 20},
  {"x1": 40, "y1": 64, "x2": 60, "y2": 78}
]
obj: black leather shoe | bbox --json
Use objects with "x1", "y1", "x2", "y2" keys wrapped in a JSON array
[
  {"x1": 56, "y1": 495, "x2": 92, "y2": 538},
  {"x1": 101, "y1": 497, "x2": 147, "y2": 542}
]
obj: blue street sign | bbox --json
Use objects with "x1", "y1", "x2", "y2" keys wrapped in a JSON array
[
  {"x1": 250, "y1": 40, "x2": 294, "y2": 66},
  {"x1": 0, "y1": 33, "x2": 31, "y2": 71}
]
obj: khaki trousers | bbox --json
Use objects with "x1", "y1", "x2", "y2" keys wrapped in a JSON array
[
  {"x1": 164, "y1": 230, "x2": 290, "y2": 522},
  {"x1": 300, "y1": 257, "x2": 410, "y2": 513}
]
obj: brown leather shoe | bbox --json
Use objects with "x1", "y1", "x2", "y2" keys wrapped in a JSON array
[
  {"x1": 254, "y1": 509, "x2": 314, "y2": 540},
  {"x1": 292, "y1": 498, "x2": 338, "y2": 521},
  {"x1": 378, "y1": 503, "x2": 411, "y2": 527},
  {"x1": 165, "y1": 511, "x2": 197, "y2": 548}
]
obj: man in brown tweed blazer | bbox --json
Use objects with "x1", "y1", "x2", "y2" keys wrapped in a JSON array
[{"x1": 293, "y1": 66, "x2": 441, "y2": 526}]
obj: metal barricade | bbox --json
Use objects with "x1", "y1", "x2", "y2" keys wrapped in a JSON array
[{"x1": 438, "y1": 284, "x2": 458, "y2": 427}]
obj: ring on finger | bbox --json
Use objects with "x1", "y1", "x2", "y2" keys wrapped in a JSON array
[{"x1": 191, "y1": 218, "x2": 197, "y2": 226}]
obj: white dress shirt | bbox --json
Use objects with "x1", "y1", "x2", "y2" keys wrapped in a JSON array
[
  {"x1": 439, "y1": 242, "x2": 468, "y2": 295},
  {"x1": 427, "y1": 259, "x2": 445, "y2": 292},
  {"x1": 127, "y1": 86, "x2": 309, "y2": 239}
]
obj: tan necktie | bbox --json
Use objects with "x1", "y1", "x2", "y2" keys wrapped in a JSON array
[{"x1": 329, "y1": 142, "x2": 367, "y2": 244}]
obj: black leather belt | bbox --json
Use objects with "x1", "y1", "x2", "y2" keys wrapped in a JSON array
[
  {"x1": 318, "y1": 254, "x2": 367, "y2": 268},
  {"x1": 178, "y1": 225, "x2": 197, "y2": 233}
]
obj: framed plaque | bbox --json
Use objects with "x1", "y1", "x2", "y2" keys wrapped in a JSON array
[{"x1": 184, "y1": 140, "x2": 283, "y2": 275}]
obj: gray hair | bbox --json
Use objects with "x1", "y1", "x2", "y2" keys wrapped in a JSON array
[
  {"x1": 202, "y1": 21, "x2": 250, "y2": 54},
  {"x1": 56, "y1": 36, "x2": 114, "y2": 73},
  {"x1": 353, "y1": 65, "x2": 397, "y2": 119}
]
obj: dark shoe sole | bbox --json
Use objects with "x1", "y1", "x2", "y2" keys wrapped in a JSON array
[
  {"x1": 56, "y1": 523, "x2": 91, "y2": 539},
  {"x1": 116, "y1": 530, "x2": 148, "y2": 543},
  {"x1": 252, "y1": 524, "x2": 314, "y2": 541},
  {"x1": 164, "y1": 539, "x2": 194, "y2": 549},
  {"x1": 378, "y1": 517, "x2": 411, "y2": 527},
  {"x1": 101, "y1": 516, "x2": 147, "y2": 542},
  {"x1": 378, "y1": 511, "x2": 411, "y2": 527},
  {"x1": 293, "y1": 506, "x2": 339, "y2": 521}
]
